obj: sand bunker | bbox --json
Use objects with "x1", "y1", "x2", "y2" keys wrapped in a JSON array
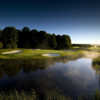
[
  {"x1": 42, "y1": 53, "x2": 60, "y2": 57},
  {"x1": 1, "y1": 50, "x2": 22, "y2": 55}
]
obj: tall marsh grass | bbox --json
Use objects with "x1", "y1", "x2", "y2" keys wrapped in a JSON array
[{"x1": 0, "y1": 90, "x2": 100, "y2": 100}]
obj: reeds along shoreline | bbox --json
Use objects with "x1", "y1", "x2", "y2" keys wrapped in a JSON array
[{"x1": 0, "y1": 90, "x2": 100, "y2": 100}]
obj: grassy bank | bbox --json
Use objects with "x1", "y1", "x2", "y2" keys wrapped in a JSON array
[
  {"x1": 93, "y1": 57, "x2": 100, "y2": 65},
  {"x1": 0, "y1": 49, "x2": 84, "y2": 60},
  {"x1": 93, "y1": 57, "x2": 100, "y2": 70}
]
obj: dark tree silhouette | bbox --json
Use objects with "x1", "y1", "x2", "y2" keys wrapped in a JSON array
[
  {"x1": 36, "y1": 31, "x2": 48, "y2": 49},
  {"x1": 0, "y1": 26, "x2": 72, "y2": 49},
  {"x1": 56, "y1": 35, "x2": 71, "y2": 49},
  {"x1": 2, "y1": 27, "x2": 18, "y2": 48},
  {"x1": 48, "y1": 34, "x2": 57, "y2": 49},
  {"x1": 62, "y1": 35, "x2": 71, "y2": 49},
  {"x1": 21, "y1": 27, "x2": 31, "y2": 48},
  {"x1": 30, "y1": 29, "x2": 39, "y2": 48}
]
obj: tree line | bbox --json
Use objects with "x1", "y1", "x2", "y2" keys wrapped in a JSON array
[{"x1": 0, "y1": 27, "x2": 72, "y2": 49}]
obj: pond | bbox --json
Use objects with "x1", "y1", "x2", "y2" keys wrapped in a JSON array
[
  {"x1": 42, "y1": 53, "x2": 60, "y2": 57},
  {"x1": 0, "y1": 57, "x2": 100, "y2": 97}
]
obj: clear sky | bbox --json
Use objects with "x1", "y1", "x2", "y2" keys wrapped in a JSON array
[{"x1": 0, "y1": 0, "x2": 100, "y2": 44}]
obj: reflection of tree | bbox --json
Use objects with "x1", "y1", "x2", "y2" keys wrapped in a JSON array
[
  {"x1": 0, "y1": 60, "x2": 21, "y2": 77},
  {"x1": 0, "y1": 68, "x2": 4, "y2": 78},
  {"x1": 0, "y1": 57, "x2": 78, "y2": 78}
]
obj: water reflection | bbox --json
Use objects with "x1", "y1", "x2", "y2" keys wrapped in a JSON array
[
  {"x1": 92, "y1": 59, "x2": 100, "y2": 91},
  {"x1": 0, "y1": 57, "x2": 99, "y2": 96}
]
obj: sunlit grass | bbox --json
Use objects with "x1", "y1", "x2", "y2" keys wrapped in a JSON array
[
  {"x1": 0, "y1": 46, "x2": 100, "y2": 60},
  {"x1": 0, "y1": 49, "x2": 84, "y2": 60}
]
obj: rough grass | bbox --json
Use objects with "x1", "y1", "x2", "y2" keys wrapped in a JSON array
[
  {"x1": 93, "y1": 57, "x2": 100, "y2": 64},
  {"x1": 92, "y1": 57, "x2": 100, "y2": 71}
]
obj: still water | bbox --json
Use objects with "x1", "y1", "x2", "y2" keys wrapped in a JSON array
[{"x1": 0, "y1": 58, "x2": 99, "y2": 96}]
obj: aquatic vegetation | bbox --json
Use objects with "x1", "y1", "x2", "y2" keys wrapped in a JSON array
[
  {"x1": 92, "y1": 57, "x2": 100, "y2": 70},
  {"x1": 0, "y1": 90, "x2": 37, "y2": 100},
  {"x1": 0, "y1": 90, "x2": 99, "y2": 100},
  {"x1": 93, "y1": 57, "x2": 100, "y2": 65}
]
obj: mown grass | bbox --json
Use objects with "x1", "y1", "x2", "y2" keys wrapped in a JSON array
[{"x1": 0, "y1": 49, "x2": 84, "y2": 60}]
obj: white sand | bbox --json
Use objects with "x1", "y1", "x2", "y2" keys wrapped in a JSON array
[
  {"x1": 1, "y1": 50, "x2": 22, "y2": 55},
  {"x1": 42, "y1": 53, "x2": 60, "y2": 57}
]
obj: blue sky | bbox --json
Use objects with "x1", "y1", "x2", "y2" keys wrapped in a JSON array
[{"x1": 0, "y1": 0, "x2": 100, "y2": 44}]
